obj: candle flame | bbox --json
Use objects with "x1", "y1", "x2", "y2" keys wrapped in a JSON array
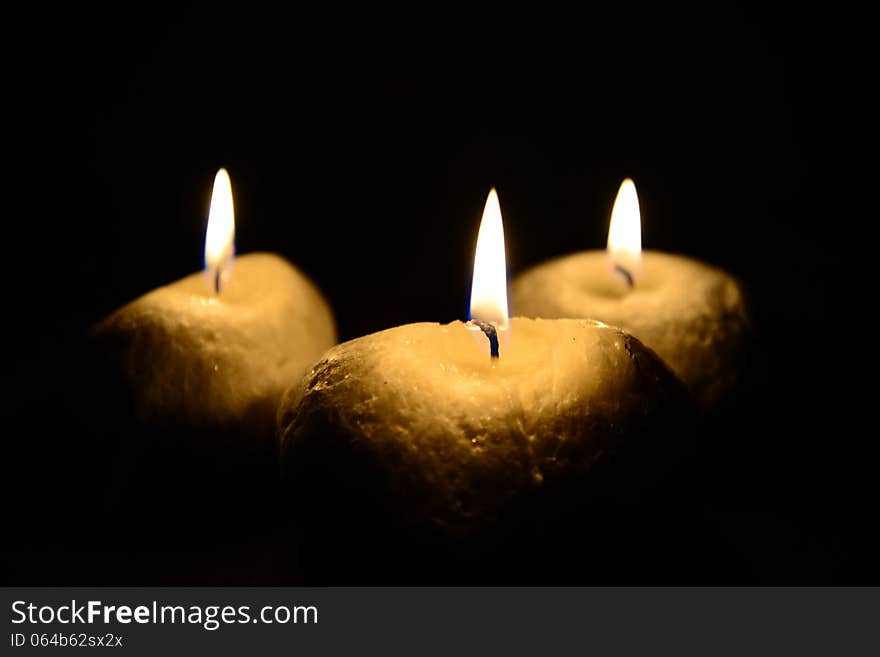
[
  {"x1": 469, "y1": 188, "x2": 509, "y2": 330},
  {"x1": 204, "y1": 168, "x2": 235, "y2": 292},
  {"x1": 606, "y1": 178, "x2": 642, "y2": 287}
]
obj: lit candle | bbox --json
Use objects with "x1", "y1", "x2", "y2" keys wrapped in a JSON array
[
  {"x1": 90, "y1": 169, "x2": 336, "y2": 506},
  {"x1": 512, "y1": 179, "x2": 750, "y2": 409},
  {"x1": 278, "y1": 189, "x2": 694, "y2": 577}
]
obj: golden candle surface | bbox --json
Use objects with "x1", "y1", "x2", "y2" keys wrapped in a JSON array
[{"x1": 279, "y1": 318, "x2": 693, "y2": 540}]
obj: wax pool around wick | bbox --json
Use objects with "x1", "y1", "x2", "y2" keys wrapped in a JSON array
[{"x1": 468, "y1": 319, "x2": 500, "y2": 358}]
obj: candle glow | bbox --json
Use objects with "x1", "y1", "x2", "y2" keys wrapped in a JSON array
[
  {"x1": 606, "y1": 178, "x2": 642, "y2": 287},
  {"x1": 204, "y1": 168, "x2": 236, "y2": 293},
  {"x1": 469, "y1": 188, "x2": 510, "y2": 330}
]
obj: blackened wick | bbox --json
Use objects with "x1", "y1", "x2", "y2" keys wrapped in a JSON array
[
  {"x1": 614, "y1": 264, "x2": 634, "y2": 288},
  {"x1": 469, "y1": 320, "x2": 500, "y2": 359}
]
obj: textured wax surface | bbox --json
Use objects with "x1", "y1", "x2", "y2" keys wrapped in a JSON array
[
  {"x1": 278, "y1": 318, "x2": 694, "y2": 546},
  {"x1": 512, "y1": 251, "x2": 750, "y2": 409},
  {"x1": 93, "y1": 252, "x2": 337, "y2": 438}
]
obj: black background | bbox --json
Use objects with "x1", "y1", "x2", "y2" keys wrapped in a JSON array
[{"x1": 1, "y1": 2, "x2": 871, "y2": 583}]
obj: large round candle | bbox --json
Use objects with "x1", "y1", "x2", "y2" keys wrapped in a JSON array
[
  {"x1": 278, "y1": 190, "x2": 694, "y2": 579},
  {"x1": 512, "y1": 179, "x2": 749, "y2": 409},
  {"x1": 89, "y1": 169, "x2": 336, "y2": 519}
]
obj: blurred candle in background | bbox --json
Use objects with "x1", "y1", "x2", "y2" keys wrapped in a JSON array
[
  {"x1": 512, "y1": 178, "x2": 750, "y2": 409},
  {"x1": 88, "y1": 168, "x2": 337, "y2": 524}
]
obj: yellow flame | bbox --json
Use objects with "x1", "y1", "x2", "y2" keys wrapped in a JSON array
[
  {"x1": 204, "y1": 168, "x2": 235, "y2": 290},
  {"x1": 469, "y1": 188, "x2": 509, "y2": 329},
  {"x1": 606, "y1": 178, "x2": 642, "y2": 286}
]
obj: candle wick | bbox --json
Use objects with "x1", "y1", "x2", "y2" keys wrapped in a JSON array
[
  {"x1": 469, "y1": 320, "x2": 500, "y2": 359},
  {"x1": 614, "y1": 264, "x2": 635, "y2": 288},
  {"x1": 214, "y1": 266, "x2": 222, "y2": 295}
]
